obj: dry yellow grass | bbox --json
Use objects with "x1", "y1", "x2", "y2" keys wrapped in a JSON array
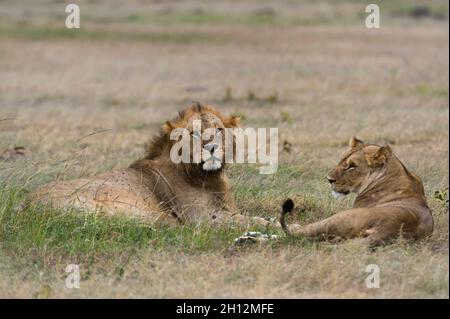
[{"x1": 0, "y1": 0, "x2": 448, "y2": 298}]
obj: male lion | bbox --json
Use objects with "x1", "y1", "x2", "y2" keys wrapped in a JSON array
[
  {"x1": 280, "y1": 137, "x2": 434, "y2": 247},
  {"x1": 25, "y1": 103, "x2": 274, "y2": 228}
]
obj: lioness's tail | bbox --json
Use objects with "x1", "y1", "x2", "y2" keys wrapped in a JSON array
[{"x1": 280, "y1": 198, "x2": 294, "y2": 236}]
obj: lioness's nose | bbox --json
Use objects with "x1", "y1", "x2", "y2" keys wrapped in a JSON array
[
  {"x1": 204, "y1": 143, "x2": 218, "y2": 153},
  {"x1": 327, "y1": 176, "x2": 336, "y2": 184}
]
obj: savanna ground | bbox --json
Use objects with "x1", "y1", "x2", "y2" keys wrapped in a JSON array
[{"x1": 0, "y1": 0, "x2": 448, "y2": 298}]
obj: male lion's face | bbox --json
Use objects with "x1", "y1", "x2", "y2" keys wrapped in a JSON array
[
  {"x1": 163, "y1": 104, "x2": 239, "y2": 174},
  {"x1": 326, "y1": 136, "x2": 392, "y2": 198}
]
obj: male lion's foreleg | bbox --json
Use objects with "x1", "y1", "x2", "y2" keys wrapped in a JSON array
[
  {"x1": 233, "y1": 200, "x2": 302, "y2": 245},
  {"x1": 228, "y1": 212, "x2": 280, "y2": 228},
  {"x1": 230, "y1": 199, "x2": 300, "y2": 230}
]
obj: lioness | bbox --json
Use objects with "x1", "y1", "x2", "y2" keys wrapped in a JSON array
[
  {"x1": 25, "y1": 103, "x2": 273, "y2": 228},
  {"x1": 280, "y1": 137, "x2": 434, "y2": 247}
]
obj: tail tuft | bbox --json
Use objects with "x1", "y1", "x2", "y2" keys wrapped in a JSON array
[
  {"x1": 280, "y1": 198, "x2": 294, "y2": 236},
  {"x1": 282, "y1": 198, "x2": 294, "y2": 213}
]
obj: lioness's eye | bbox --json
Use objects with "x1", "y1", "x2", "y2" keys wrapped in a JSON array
[{"x1": 346, "y1": 163, "x2": 357, "y2": 170}]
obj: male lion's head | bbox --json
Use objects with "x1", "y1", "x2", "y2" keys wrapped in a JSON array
[
  {"x1": 326, "y1": 136, "x2": 393, "y2": 198},
  {"x1": 147, "y1": 102, "x2": 239, "y2": 174}
]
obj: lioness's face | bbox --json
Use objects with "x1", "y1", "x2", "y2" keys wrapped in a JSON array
[
  {"x1": 164, "y1": 105, "x2": 239, "y2": 174},
  {"x1": 326, "y1": 137, "x2": 392, "y2": 198}
]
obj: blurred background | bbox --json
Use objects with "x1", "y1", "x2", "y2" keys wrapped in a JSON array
[
  {"x1": 0, "y1": 0, "x2": 448, "y2": 204},
  {"x1": 0, "y1": 0, "x2": 448, "y2": 192}
]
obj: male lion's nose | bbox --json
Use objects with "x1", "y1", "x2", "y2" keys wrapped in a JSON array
[
  {"x1": 204, "y1": 143, "x2": 218, "y2": 153},
  {"x1": 327, "y1": 176, "x2": 336, "y2": 184}
]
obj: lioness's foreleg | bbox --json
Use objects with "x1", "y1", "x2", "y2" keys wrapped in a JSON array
[{"x1": 284, "y1": 207, "x2": 419, "y2": 245}]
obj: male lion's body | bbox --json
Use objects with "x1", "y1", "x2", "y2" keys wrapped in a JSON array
[
  {"x1": 30, "y1": 161, "x2": 230, "y2": 226},
  {"x1": 25, "y1": 104, "x2": 271, "y2": 228},
  {"x1": 283, "y1": 137, "x2": 433, "y2": 247}
]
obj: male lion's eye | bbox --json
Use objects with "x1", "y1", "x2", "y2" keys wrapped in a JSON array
[
  {"x1": 346, "y1": 163, "x2": 357, "y2": 170},
  {"x1": 191, "y1": 131, "x2": 201, "y2": 139}
]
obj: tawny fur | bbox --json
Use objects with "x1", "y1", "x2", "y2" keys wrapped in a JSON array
[
  {"x1": 25, "y1": 103, "x2": 273, "y2": 228},
  {"x1": 282, "y1": 137, "x2": 434, "y2": 247}
]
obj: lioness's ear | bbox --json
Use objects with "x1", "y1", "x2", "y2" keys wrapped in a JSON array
[
  {"x1": 224, "y1": 115, "x2": 240, "y2": 128},
  {"x1": 349, "y1": 136, "x2": 364, "y2": 148},
  {"x1": 366, "y1": 145, "x2": 392, "y2": 167}
]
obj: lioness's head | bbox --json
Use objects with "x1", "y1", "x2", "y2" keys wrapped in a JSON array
[
  {"x1": 326, "y1": 136, "x2": 392, "y2": 198},
  {"x1": 148, "y1": 102, "x2": 239, "y2": 174}
]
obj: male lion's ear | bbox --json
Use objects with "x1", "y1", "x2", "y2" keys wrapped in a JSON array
[
  {"x1": 366, "y1": 145, "x2": 392, "y2": 167},
  {"x1": 162, "y1": 121, "x2": 175, "y2": 133},
  {"x1": 224, "y1": 115, "x2": 240, "y2": 128},
  {"x1": 349, "y1": 136, "x2": 364, "y2": 148}
]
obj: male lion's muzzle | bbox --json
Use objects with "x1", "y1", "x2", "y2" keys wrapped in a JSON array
[{"x1": 201, "y1": 142, "x2": 223, "y2": 172}]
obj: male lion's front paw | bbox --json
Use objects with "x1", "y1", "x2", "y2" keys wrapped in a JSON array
[
  {"x1": 234, "y1": 231, "x2": 279, "y2": 245},
  {"x1": 252, "y1": 216, "x2": 277, "y2": 226},
  {"x1": 266, "y1": 217, "x2": 277, "y2": 223}
]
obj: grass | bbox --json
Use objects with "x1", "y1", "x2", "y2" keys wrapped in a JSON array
[
  {"x1": 0, "y1": 23, "x2": 230, "y2": 44},
  {"x1": 0, "y1": 0, "x2": 448, "y2": 299},
  {"x1": 392, "y1": 84, "x2": 449, "y2": 98},
  {"x1": 0, "y1": 179, "x2": 448, "y2": 299},
  {"x1": 0, "y1": 182, "x2": 283, "y2": 267},
  {"x1": 125, "y1": 11, "x2": 342, "y2": 27},
  {"x1": 0, "y1": 195, "x2": 153, "y2": 264},
  {"x1": 374, "y1": 0, "x2": 449, "y2": 20}
]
